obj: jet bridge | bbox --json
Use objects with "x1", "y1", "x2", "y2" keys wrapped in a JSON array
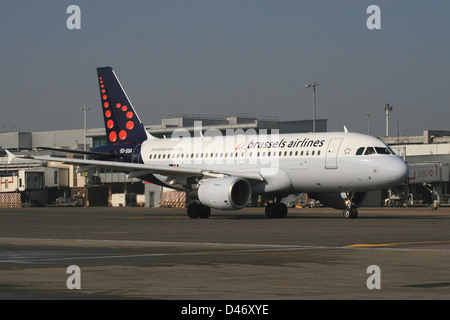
[{"x1": 385, "y1": 162, "x2": 449, "y2": 207}]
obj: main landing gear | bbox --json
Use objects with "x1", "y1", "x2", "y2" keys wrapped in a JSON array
[
  {"x1": 265, "y1": 202, "x2": 288, "y2": 219},
  {"x1": 187, "y1": 202, "x2": 211, "y2": 219}
]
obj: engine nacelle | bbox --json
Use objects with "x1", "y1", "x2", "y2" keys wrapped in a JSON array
[
  {"x1": 308, "y1": 192, "x2": 367, "y2": 209},
  {"x1": 197, "y1": 177, "x2": 252, "y2": 210}
]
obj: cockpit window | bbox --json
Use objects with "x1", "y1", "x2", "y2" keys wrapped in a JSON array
[
  {"x1": 383, "y1": 143, "x2": 396, "y2": 155},
  {"x1": 356, "y1": 147, "x2": 365, "y2": 155},
  {"x1": 356, "y1": 145, "x2": 394, "y2": 156},
  {"x1": 375, "y1": 147, "x2": 391, "y2": 155},
  {"x1": 364, "y1": 147, "x2": 376, "y2": 155}
]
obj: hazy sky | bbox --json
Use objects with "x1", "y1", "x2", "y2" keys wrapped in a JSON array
[{"x1": 1, "y1": 1, "x2": 449, "y2": 137}]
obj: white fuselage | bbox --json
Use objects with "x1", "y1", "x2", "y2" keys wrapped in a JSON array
[{"x1": 140, "y1": 131, "x2": 409, "y2": 194}]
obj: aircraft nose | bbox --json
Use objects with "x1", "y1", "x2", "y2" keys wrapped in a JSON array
[{"x1": 386, "y1": 157, "x2": 409, "y2": 185}]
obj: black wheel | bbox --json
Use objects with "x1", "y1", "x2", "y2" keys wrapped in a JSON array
[
  {"x1": 199, "y1": 205, "x2": 211, "y2": 219},
  {"x1": 343, "y1": 207, "x2": 358, "y2": 219},
  {"x1": 276, "y1": 203, "x2": 288, "y2": 218},
  {"x1": 187, "y1": 202, "x2": 200, "y2": 219},
  {"x1": 188, "y1": 203, "x2": 211, "y2": 219},
  {"x1": 343, "y1": 208, "x2": 351, "y2": 219},
  {"x1": 265, "y1": 203, "x2": 277, "y2": 218},
  {"x1": 265, "y1": 203, "x2": 288, "y2": 218}
]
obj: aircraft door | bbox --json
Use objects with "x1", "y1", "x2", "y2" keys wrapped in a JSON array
[
  {"x1": 132, "y1": 144, "x2": 142, "y2": 163},
  {"x1": 325, "y1": 138, "x2": 343, "y2": 169}
]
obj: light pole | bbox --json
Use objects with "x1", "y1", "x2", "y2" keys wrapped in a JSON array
[
  {"x1": 305, "y1": 82, "x2": 319, "y2": 132},
  {"x1": 384, "y1": 104, "x2": 393, "y2": 137},
  {"x1": 365, "y1": 113, "x2": 375, "y2": 135},
  {"x1": 80, "y1": 106, "x2": 90, "y2": 206},
  {"x1": 80, "y1": 106, "x2": 90, "y2": 159}
]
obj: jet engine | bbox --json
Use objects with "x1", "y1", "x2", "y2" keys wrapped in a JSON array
[
  {"x1": 197, "y1": 177, "x2": 252, "y2": 210},
  {"x1": 308, "y1": 192, "x2": 367, "y2": 210}
]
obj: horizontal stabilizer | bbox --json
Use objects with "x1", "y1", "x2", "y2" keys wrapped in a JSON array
[{"x1": 6, "y1": 150, "x2": 16, "y2": 164}]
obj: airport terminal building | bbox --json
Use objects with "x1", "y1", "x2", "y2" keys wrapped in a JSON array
[{"x1": 1, "y1": 114, "x2": 448, "y2": 208}]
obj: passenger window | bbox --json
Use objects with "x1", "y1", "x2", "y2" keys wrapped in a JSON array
[
  {"x1": 356, "y1": 147, "x2": 365, "y2": 155},
  {"x1": 364, "y1": 147, "x2": 375, "y2": 155}
]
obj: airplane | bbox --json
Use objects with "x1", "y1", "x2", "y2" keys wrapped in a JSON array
[{"x1": 7, "y1": 67, "x2": 409, "y2": 219}]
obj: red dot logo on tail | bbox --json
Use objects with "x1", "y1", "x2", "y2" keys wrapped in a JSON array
[
  {"x1": 119, "y1": 130, "x2": 127, "y2": 140},
  {"x1": 126, "y1": 121, "x2": 134, "y2": 130},
  {"x1": 109, "y1": 131, "x2": 117, "y2": 142}
]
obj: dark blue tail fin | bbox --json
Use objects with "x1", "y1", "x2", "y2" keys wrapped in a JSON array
[{"x1": 97, "y1": 67, "x2": 151, "y2": 144}]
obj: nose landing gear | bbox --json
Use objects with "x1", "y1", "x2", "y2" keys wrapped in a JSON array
[
  {"x1": 341, "y1": 192, "x2": 358, "y2": 219},
  {"x1": 343, "y1": 205, "x2": 358, "y2": 219}
]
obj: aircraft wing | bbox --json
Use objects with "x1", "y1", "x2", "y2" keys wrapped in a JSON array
[
  {"x1": 37, "y1": 147, "x2": 115, "y2": 158},
  {"x1": 7, "y1": 151, "x2": 263, "y2": 182},
  {"x1": 26, "y1": 155, "x2": 204, "y2": 177}
]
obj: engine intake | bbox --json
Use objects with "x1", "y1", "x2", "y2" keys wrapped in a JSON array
[{"x1": 197, "y1": 177, "x2": 252, "y2": 210}]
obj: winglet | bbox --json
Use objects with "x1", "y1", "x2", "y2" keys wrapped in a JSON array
[
  {"x1": 5, "y1": 150, "x2": 15, "y2": 164},
  {"x1": 343, "y1": 125, "x2": 349, "y2": 133}
]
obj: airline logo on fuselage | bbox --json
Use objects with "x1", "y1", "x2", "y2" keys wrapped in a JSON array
[{"x1": 247, "y1": 138, "x2": 325, "y2": 149}]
